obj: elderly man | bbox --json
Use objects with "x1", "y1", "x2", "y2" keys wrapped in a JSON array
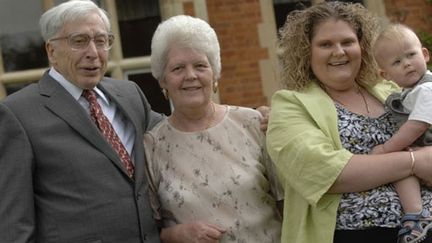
[{"x1": 0, "y1": 0, "x2": 162, "y2": 242}]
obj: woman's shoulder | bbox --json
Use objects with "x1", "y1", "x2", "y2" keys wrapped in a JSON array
[
  {"x1": 225, "y1": 106, "x2": 262, "y2": 131},
  {"x1": 272, "y1": 83, "x2": 332, "y2": 113},
  {"x1": 273, "y1": 82, "x2": 326, "y2": 100},
  {"x1": 372, "y1": 79, "x2": 400, "y2": 92},
  {"x1": 227, "y1": 105, "x2": 262, "y2": 119},
  {"x1": 273, "y1": 88, "x2": 300, "y2": 97},
  {"x1": 369, "y1": 79, "x2": 401, "y2": 102},
  {"x1": 224, "y1": 106, "x2": 264, "y2": 141},
  {"x1": 144, "y1": 117, "x2": 169, "y2": 137}
]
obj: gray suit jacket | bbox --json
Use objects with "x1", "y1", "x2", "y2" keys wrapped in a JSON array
[
  {"x1": 385, "y1": 72, "x2": 432, "y2": 146},
  {"x1": 0, "y1": 72, "x2": 163, "y2": 243}
]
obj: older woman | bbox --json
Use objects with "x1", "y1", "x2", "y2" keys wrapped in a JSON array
[
  {"x1": 144, "y1": 15, "x2": 282, "y2": 243},
  {"x1": 266, "y1": 2, "x2": 432, "y2": 243}
]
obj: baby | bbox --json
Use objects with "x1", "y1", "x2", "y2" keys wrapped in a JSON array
[{"x1": 373, "y1": 23, "x2": 432, "y2": 243}]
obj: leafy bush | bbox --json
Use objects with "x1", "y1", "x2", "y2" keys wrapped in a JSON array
[{"x1": 418, "y1": 32, "x2": 432, "y2": 69}]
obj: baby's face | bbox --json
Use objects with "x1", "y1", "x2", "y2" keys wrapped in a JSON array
[{"x1": 376, "y1": 35, "x2": 429, "y2": 88}]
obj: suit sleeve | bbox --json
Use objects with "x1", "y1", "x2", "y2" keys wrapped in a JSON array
[
  {"x1": 0, "y1": 103, "x2": 35, "y2": 242},
  {"x1": 133, "y1": 82, "x2": 165, "y2": 131}
]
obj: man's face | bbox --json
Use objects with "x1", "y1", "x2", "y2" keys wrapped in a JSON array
[{"x1": 46, "y1": 12, "x2": 110, "y2": 89}]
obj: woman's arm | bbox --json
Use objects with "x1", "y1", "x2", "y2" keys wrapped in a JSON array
[
  {"x1": 267, "y1": 89, "x2": 352, "y2": 205},
  {"x1": 330, "y1": 146, "x2": 432, "y2": 193},
  {"x1": 330, "y1": 151, "x2": 411, "y2": 193},
  {"x1": 267, "y1": 89, "x2": 432, "y2": 204}
]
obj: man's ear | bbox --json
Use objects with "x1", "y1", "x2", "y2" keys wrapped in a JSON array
[
  {"x1": 45, "y1": 42, "x2": 56, "y2": 64},
  {"x1": 158, "y1": 78, "x2": 166, "y2": 89}
]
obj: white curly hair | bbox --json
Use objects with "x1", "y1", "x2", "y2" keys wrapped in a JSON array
[{"x1": 150, "y1": 15, "x2": 221, "y2": 81}]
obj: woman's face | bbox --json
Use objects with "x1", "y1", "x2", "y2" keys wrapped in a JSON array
[
  {"x1": 310, "y1": 19, "x2": 362, "y2": 91},
  {"x1": 162, "y1": 46, "x2": 214, "y2": 110}
]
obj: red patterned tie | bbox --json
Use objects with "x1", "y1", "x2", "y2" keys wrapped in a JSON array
[{"x1": 82, "y1": 89, "x2": 134, "y2": 179}]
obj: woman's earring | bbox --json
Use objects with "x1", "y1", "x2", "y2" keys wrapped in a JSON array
[
  {"x1": 162, "y1": 89, "x2": 169, "y2": 100},
  {"x1": 213, "y1": 81, "x2": 218, "y2": 93}
]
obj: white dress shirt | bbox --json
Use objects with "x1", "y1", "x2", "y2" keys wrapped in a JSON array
[{"x1": 49, "y1": 68, "x2": 135, "y2": 159}]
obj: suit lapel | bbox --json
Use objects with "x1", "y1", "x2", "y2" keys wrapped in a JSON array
[
  {"x1": 98, "y1": 80, "x2": 141, "y2": 128},
  {"x1": 38, "y1": 74, "x2": 131, "y2": 179},
  {"x1": 98, "y1": 80, "x2": 146, "y2": 186}
]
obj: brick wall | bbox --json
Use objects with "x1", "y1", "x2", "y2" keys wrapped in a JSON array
[
  {"x1": 183, "y1": 0, "x2": 268, "y2": 108},
  {"x1": 383, "y1": 0, "x2": 432, "y2": 33},
  {"x1": 207, "y1": 0, "x2": 268, "y2": 108},
  {"x1": 179, "y1": 0, "x2": 432, "y2": 108},
  {"x1": 183, "y1": 1, "x2": 195, "y2": 16}
]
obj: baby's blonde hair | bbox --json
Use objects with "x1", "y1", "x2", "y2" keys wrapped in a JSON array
[{"x1": 373, "y1": 23, "x2": 422, "y2": 66}]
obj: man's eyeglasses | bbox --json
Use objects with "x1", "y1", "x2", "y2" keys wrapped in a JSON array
[{"x1": 49, "y1": 33, "x2": 115, "y2": 51}]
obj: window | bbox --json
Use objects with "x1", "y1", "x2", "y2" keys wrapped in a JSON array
[
  {"x1": 0, "y1": 0, "x2": 47, "y2": 72},
  {"x1": 273, "y1": 0, "x2": 312, "y2": 31},
  {"x1": 126, "y1": 70, "x2": 171, "y2": 115},
  {"x1": 0, "y1": 0, "x2": 166, "y2": 113},
  {"x1": 114, "y1": 0, "x2": 167, "y2": 113},
  {"x1": 116, "y1": 0, "x2": 161, "y2": 58}
]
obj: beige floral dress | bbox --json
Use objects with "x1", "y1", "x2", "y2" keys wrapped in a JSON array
[{"x1": 144, "y1": 106, "x2": 282, "y2": 243}]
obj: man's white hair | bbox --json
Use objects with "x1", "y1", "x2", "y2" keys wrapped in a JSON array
[{"x1": 39, "y1": 0, "x2": 111, "y2": 41}]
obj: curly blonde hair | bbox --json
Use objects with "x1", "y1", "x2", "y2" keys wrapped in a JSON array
[{"x1": 277, "y1": 1, "x2": 380, "y2": 91}]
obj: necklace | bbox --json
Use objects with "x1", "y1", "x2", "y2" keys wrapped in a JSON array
[
  {"x1": 170, "y1": 102, "x2": 216, "y2": 131},
  {"x1": 357, "y1": 85, "x2": 371, "y2": 114},
  {"x1": 325, "y1": 84, "x2": 370, "y2": 115}
]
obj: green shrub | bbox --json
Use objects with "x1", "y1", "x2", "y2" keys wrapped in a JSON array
[{"x1": 418, "y1": 31, "x2": 432, "y2": 69}]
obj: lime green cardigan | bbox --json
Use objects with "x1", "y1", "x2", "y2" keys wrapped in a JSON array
[{"x1": 266, "y1": 80, "x2": 400, "y2": 243}]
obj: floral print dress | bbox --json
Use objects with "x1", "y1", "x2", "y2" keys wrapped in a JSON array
[
  {"x1": 334, "y1": 103, "x2": 432, "y2": 229},
  {"x1": 144, "y1": 106, "x2": 282, "y2": 243}
]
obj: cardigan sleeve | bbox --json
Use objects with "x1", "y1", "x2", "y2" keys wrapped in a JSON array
[{"x1": 266, "y1": 88, "x2": 352, "y2": 206}]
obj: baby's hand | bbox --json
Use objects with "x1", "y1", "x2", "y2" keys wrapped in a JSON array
[{"x1": 371, "y1": 144, "x2": 385, "y2": 154}]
